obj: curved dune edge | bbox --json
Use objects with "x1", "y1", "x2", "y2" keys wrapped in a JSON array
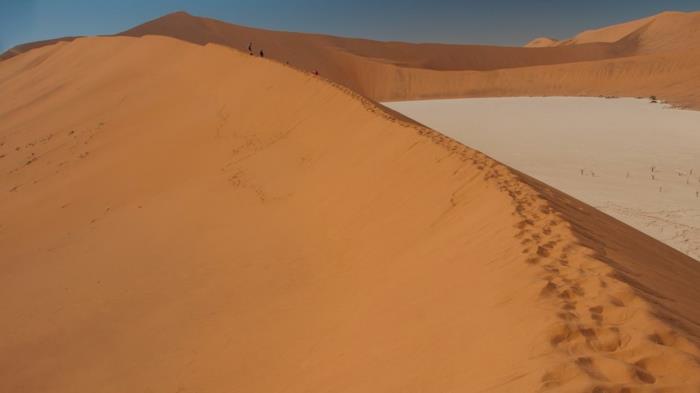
[{"x1": 1, "y1": 36, "x2": 700, "y2": 392}]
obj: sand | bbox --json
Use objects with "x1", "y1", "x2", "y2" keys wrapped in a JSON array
[
  {"x1": 386, "y1": 97, "x2": 700, "y2": 261},
  {"x1": 5, "y1": 11, "x2": 700, "y2": 109},
  {"x1": 2, "y1": 35, "x2": 700, "y2": 392}
]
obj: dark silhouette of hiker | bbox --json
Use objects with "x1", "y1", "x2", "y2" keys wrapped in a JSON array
[
  {"x1": 259, "y1": 50, "x2": 264, "y2": 58},
  {"x1": 248, "y1": 42, "x2": 253, "y2": 55},
  {"x1": 314, "y1": 70, "x2": 319, "y2": 76}
]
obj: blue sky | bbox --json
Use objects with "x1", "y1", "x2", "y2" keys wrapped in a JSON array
[{"x1": 2, "y1": 0, "x2": 699, "y2": 52}]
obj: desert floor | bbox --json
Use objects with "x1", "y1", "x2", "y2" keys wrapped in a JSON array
[{"x1": 386, "y1": 97, "x2": 700, "y2": 261}]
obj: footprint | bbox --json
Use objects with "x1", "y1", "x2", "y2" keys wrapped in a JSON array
[
  {"x1": 632, "y1": 360, "x2": 656, "y2": 384},
  {"x1": 575, "y1": 357, "x2": 603, "y2": 379},
  {"x1": 540, "y1": 281, "x2": 558, "y2": 297},
  {"x1": 609, "y1": 296, "x2": 625, "y2": 307},
  {"x1": 557, "y1": 311, "x2": 578, "y2": 322},
  {"x1": 590, "y1": 306, "x2": 604, "y2": 323},
  {"x1": 570, "y1": 283, "x2": 586, "y2": 297}
]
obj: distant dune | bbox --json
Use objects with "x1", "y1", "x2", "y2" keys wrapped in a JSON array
[
  {"x1": 2, "y1": 35, "x2": 700, "y2": 392},
  {"x1": 525, "y1": 37, "x2": 560, "y2": 48},
  {"x1": 3, "y1": 10, "x2": 700, "y2": 107},
  {"x1": 530, "y1": 11, "x2": 700, "y2": 55}
]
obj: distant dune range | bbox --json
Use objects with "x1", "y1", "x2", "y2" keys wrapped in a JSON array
[
  {"x1": 2, "y1": 34, "x2": 700, "y2": 392},
  {"x1": 2, "y1": 10, "x2": 700, "y2": 107}
]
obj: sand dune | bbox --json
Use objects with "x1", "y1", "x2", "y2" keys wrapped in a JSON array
[
  {"x1": 525, "y1": 14, "x2": 655, "y2": 48},
  {"x1": 2, "y1": 35, "x2": 700, "y2": 392},
  {"x1": 120, "y1": 11, "x2": 631, "y2": 71},
  {"x1": 2, "y1": 10, "x2": 700, "y2": 108},
  {"x1": 530, "y1": 11, "x2": 700, "y2": 55}
]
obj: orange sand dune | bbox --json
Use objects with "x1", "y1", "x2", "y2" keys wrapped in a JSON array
[
  {"x1": 2, "y1": 10, "x2": 700, "y2": 107},
  {"x1": 120, "y1": 11, "x2": 629, "y2": 71},
  {"x1": 103, "y1": 9, "x2": 700, "y2": 108},
  {"x1": 531, "y1": 11, "x2": 700, "y2": 55},
  {"x1": 1, "y1": 11, "x2": 628, "y2": 71},
  {"x1": 118, "y1": 10, "x2": 700, "y2": 108},
  {"x1": 2, "y1": 35, "x2": 700, "y2": 392}
]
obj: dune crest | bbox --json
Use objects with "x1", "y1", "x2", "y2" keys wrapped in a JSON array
[{"x1": 1, "y1": 35, "x2": 700, "y2": 392}]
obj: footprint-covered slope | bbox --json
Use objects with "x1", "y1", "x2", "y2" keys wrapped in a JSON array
[{"x1": 1, "y1": 36, "x2": 700, "y2": 392}]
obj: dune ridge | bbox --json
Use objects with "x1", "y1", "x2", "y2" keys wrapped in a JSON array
[{"x1": 1, "y1": 35, "x2": 700, "y2": 392}]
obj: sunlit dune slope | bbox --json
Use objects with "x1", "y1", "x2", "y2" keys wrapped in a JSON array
[{"x1": 1, "y1": 36, "x2": 700, "y2": 392}]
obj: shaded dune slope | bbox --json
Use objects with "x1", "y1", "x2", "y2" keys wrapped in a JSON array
[
  {"x1": 1, "y1": 36, "x2": 700, "y2": 392},
  {"x1": 369, "y1": 48, "x2": 700, "y2": 108}
]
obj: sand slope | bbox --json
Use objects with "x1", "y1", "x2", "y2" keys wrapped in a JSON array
[{"x1": 2, "y1": 35, "x2": 700, "y2": 392}]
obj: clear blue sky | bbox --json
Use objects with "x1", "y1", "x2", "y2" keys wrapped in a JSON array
[{"x1": 2, "y1": 0, "x2": 700, "y2": 52}]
